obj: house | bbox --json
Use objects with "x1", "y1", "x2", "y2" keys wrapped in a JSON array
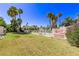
[{"x1": 0, "y1": 26, "x2": 6, "y2": 36}]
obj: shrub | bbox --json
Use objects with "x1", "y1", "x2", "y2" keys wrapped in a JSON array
[
  {"x1": 66, "y1": 24, "x2": 79, "y2": 47},
  {"x1": 6, "y1": 24, "x2": 13, "y2": 32},
  {"x1": 0, "y1": 17, "x2": 6, "y2": 27}
]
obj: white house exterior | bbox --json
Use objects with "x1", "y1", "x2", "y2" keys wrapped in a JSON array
[{"x1": 0, "y1": 26, "x2": 6, "y2": 35}]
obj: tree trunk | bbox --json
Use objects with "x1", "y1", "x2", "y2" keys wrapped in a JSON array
[
  {"x1": 12, "y1": 16, "x2": 16, "y2": 20},
  {"x1": 12, "y1": 16, "x2": 17, "y2": 32},
  {"x1": 50, "y1": 20, "x2": 53, "y2": 31},
  {"x1": 51, "y1": 19, "x2": 57, "y2": 30}
]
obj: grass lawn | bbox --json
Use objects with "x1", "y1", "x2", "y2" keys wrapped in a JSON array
[{"x1": 0, "y1": 33, "x2": 79, "y2": 56}]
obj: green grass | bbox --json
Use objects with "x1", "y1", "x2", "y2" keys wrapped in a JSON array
[{"x1": 0, "y1": 33, "x2": 79, "y2": 56}]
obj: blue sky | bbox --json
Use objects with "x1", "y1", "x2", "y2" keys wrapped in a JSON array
[{"x1": 0, "y1": 3, "x2": 79, "y2": 26}]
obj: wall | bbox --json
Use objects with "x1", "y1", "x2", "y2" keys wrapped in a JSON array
[{"x1": 52, "y1": 27, "x2": 67, "y2": 39}]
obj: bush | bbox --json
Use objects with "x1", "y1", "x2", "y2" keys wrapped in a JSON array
[
  {"x1": 66, "y1": 24, "x2": 79, "y2": 47},
  {"x1": 6, "y1": 24, "x2": 13, "y2": 32},
  {"x1": 0, "y1": 17, "x2": 6, "y2": 27}
]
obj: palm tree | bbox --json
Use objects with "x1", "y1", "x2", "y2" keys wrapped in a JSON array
[
  {"x1": 18, "y1": 8, "x2": 23, "y2": 19},
  {"x1": 10, "y1": 19, "x2": 18, "y2": 32},
  {"x1": 7, "y1": 6, "x2": 19, "y2": 32},
  {"x1": 17, "y1": 18, "x2": 22, "y2": 32},
  {"x1": 17, "y1": 18, "x2": 22, "y2": 26},
  {"x1": 7, "y1": 6, "x2": 18, "y2": 20},
  {"x1": 75, "y1": 14, "x2": 79, "y2": 23},
  {"x1": 48, "y1": 13, "x2": 62, "y2": 30},
  {"x1": 58, "y1": 13, "x2": 62, "y2": 17},
  {"x1": 16, "y1": 8, "x2": 23, "y2": 32},
  {"x1": 61, "y1": 17, "x2": 75, "y2": 26}
]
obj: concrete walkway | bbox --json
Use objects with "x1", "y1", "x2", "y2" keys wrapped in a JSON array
[{"x1": 32, "y1": 32, "x2": 53, "y2": 37}]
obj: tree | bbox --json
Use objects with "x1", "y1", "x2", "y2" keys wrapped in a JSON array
[
  {"x1": 6, "y1": 24, "x2": 12, "y2": 32},
  {"x1": 16, "y1": 18, "x2": 22, "y2": 32},
  {"x1": 47, "y1": 13, "x2": 62, "y2": 30},
  {"x1": 61, "y1": 17, "x2": 75, "y2": 26},
  {"x1": 75, "y1": 14, "x2": 79, "y2": 23},
  {"x1": 16, "y1": 8, "x2": 23, "y2": 32},
  {"x1": 7, "y1": 6, "x2": 19, "y2": 32},
  {"x1": 11, "y1": 19, "x2": 18, "y2": 32},
  {"x1": 66, "y1": 24, "x2": 79, "y2": 47},
  {"x1": 46, "y1": 25, "x2": 50, "y2": 30},
  {"x1": 25, "y1": 25, "x2": 39, "y2": 31},
  {"x1": 77, "y1": 14, "x2": 79, "y2": 21},
  {"x1": 7, "y1": 6, "x2": 23, "y2": 32},
  {"x1": 18, "y1": 8, "x2": 23, "y2": 19},
  {"x1": 0, "y1": 17, "x2": 6, "y2": 27},
  {"x1": 7, "y1": 6, "x2": 18, "y2": 20},
  {"x1": 17, "y1": 18, "x2": 22, "y2": 26}
]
